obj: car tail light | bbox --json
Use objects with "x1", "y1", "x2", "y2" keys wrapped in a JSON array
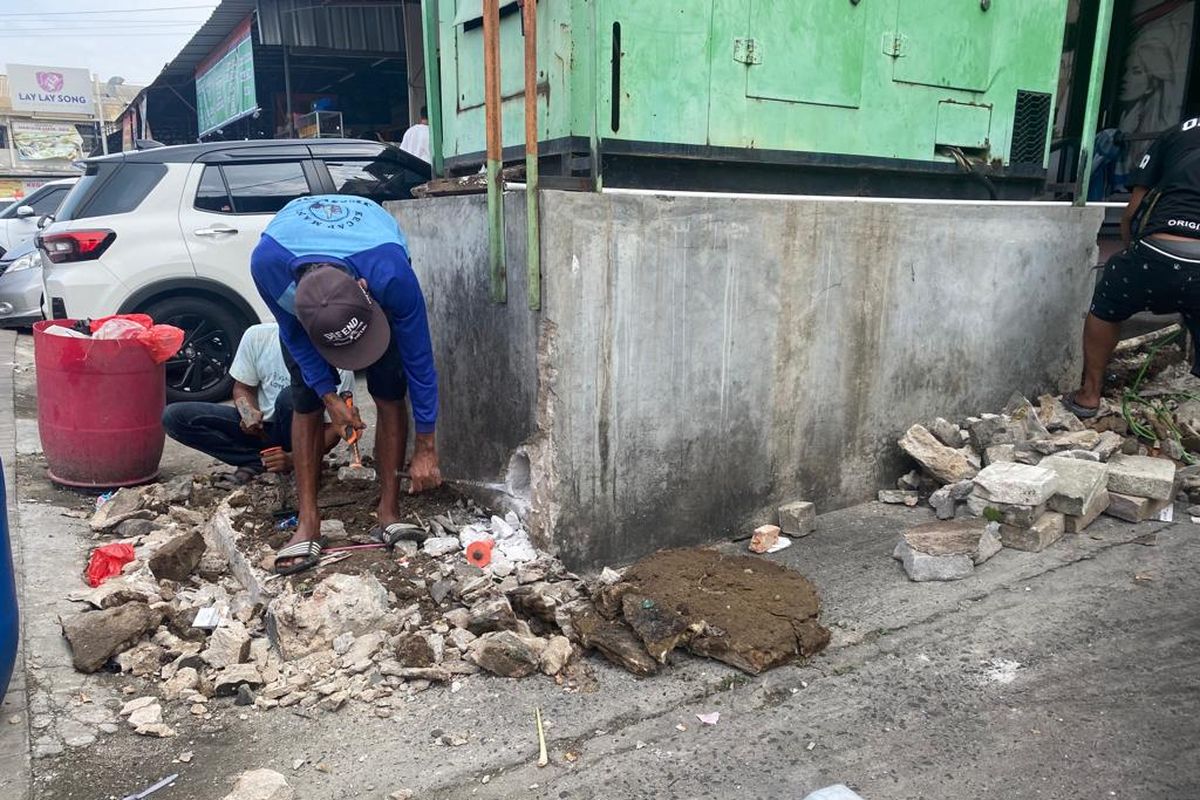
[{"x1": 37, "y1": 230, "x2": 116, "y2": 264}]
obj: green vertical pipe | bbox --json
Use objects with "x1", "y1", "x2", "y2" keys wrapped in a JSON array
[
  {"x1": 420, "y1": 0, "x2": 445, "y2": 177},
  {"x1": 1074, "y1": 0, "x2": 1115, "y2": 206},
  {"x1": 523, "y1": 0, "x2": 541, "y2": 311}
]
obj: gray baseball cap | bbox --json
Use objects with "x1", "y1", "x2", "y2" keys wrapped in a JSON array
[{"x1": 294, "y1": 265, "x2": 390, "y2": 370}]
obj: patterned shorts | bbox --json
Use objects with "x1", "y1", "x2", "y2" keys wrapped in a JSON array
[{"x1": 1090, "y1": 240, "x2": 1200, "y2": 323}]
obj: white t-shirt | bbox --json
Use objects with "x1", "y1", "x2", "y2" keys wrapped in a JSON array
[
  {"x1": 228, "y1": 323, "x2": 354, "y2": 421},
  {"x1": 399, "y1": 123, "x2": 431, "y2": 164}
]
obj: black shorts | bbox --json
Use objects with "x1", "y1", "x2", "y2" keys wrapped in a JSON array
[
  {"x1": 1090, "y1": 240, "x2": 1200, "y2": 323},
  {"x1": 280, "y1": 332, "x2": 407, "y2": 414}
]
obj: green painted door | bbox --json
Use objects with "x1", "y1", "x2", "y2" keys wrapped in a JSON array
[
  {"x1": 893, "y1": 0, "x2": 995, "y2": 92},
  {"x1": 745, "y1": 0, "x2": 868, "y2": 108}
]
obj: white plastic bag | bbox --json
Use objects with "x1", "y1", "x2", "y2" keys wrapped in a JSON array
[
  {"x1": 43, "y1": 324, "x2": 90, "y2": 338},
  {"x1": 92, "y1": 318, "x2": 146, "y2": 340}
]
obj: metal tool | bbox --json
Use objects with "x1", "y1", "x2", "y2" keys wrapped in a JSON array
[
  {"x1": 120, "y1": 773, "x2": 179, "y2": 800},
  {"x1": 337, "y1": 392, "x2": 377, "y2": 481},
  {"x1": 535, "y1": 707, "x2": 549, "y2": 767}
]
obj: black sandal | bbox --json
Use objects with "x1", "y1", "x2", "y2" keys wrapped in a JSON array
[
  {"x1": 273, "y1": 539, "x2": 323, "y2": 575},
  {"x1": 369, "y1": 522, "x2": 427, "y2": 547},
  {"x1": 1061, "y1": 392, "x2": 1100, "y2": 420}
]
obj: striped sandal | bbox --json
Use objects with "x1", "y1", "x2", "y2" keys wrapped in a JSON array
[
  {"x1": 369, "y1": 522, "x2": 427, "y2": 548},
  {"x1": 273, "y1": 539, "x2": 323, "y2": 576}
]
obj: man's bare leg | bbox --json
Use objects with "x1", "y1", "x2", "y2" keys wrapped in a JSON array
[
  {"x1": 277, "y1": 408, "x2": 325, "y2": 568},
  {"x1": 374, "y1": 397, "x2": 408, "y2": 527},
  {"x1": 1074, "y1": 313, "x2": 1122, "y2": 409}
]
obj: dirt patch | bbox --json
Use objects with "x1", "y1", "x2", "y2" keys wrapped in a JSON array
[{"x1": 593, "y1": 548, "x2": 830, "y2": 675}]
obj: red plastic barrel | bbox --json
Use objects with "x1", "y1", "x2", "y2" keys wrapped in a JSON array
[{"x1": 33, "y1": 320, "x2": 165, "y2": 487}]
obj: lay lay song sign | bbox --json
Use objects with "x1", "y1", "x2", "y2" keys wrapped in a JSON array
[{"x1": 6, "y1": 63, "x2": 94, "y2": 115}]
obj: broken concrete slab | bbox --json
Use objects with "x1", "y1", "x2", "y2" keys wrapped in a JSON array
[
  {"x1": 1106, "y1": 454, "x2": 1176, "y2": 501},
  {"x1": 965, "y1": 495, "x2": 1046, "y2": 528},
  {"x1": 877, "y1": 490, "x2": 919, "y2": 506},
  {"x1": 1004, "y1": 393, "x2": 1051, "y2": 441},
  {"x1": 1105, "y1": 492, "x2": 1170, "y2": 523},
  {"x1": 466, "y1": 630, "x2": 546, "y2": 678},
  {"x1": 984, "y1": 444, "x2": 1017, "y2": 465},
  {"x1": 539, "y1": 635, "x2": 573, "y2": 676},
  {"x1": 929, "y1": 486, "x2": 956, "y2": 520},
  {"x1": 1030, "y1": 430, "x2": 1101, "y2": 455},
  {"x1": 899, "y1": 424, "x2": 978, "y2": 484},
  {"x1": 898, "y1": 518, "x2": 1002, "y2": 565},
  {"x1": 148, "y1": 529, "x2": 206, "y2": 582},
  {"x1": 89, "y1": 485, "x2": 162, "y2": 532},
  {"x1": 892, "y1": 541, "x2": 974, "y2": 582},
  {"x1": 221, "y1": 769, "x2": 294, "y2": 800},
  {"x1": 569, "y1": 607, "x2": 661, "y2": 676},
  {"x1": 1000, "y1": 512, "x2": 1065, "y2": 552},
  {"x1": 61, "y1": 602, "x2": 163, "y2": 673},
  {"x1": 1093, "y1": 430, "x2": 1124, "y2": 461},
  {"x1": 972, "y1": 462, "x2": 1058, "y2": 506},
  {"x1": 621, "y1": 593, "x2": 698, "y2": 663},
  {"x1": 266, "y1": 573, "x2": 391, "y2": 660},
  {"x1": 1037, "y1": 394, "x2": 1086, "y2": 433},
  {"x1": 213, "y1": 663, "x2": 263, "y2": 697},
  {"x1": 466, "y1": 594, "x2": 519, "y2": 635},
  {"x1": 777, "y1": 501, "x2": 817, "y2": 537},
  {"x1": 930, "y1": 417, "x2": 965, "y2": 448},
  {"x1": 1064, "y1": 489, "x2": 1111, "y2": 533},
  {"x1": 1038, "y1": 456, "x2": 1109, "y2": 517},
  {"x1": 422, "y1": 537, "x2": 461, "y2": 557},
  {"x1": 201, "y1": 622, "x2": 251, "y2": 669}
]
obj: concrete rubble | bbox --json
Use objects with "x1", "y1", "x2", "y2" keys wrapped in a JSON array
[
  {"x1": 57, "y1": 468, "x2": 833, "y2": 734},
  {"x1": 885, "y1": 391, "x2": 1183, "y2": 579}
]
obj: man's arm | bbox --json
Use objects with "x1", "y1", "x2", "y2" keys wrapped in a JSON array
[
  {"x1": 373, "y1": 255, "x2": 438, "y2": 435},
  {"x1": 1121, "y1": 185, "x2": 1151, "y2": 248}
]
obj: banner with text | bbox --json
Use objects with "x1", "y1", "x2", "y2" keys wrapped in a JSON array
[
  {"x1": 195, "y1": 16, "x2": 258, "y2": 137},
  {"x1": 12, "y1": 121, "x2": 84, "y2": 161},
  {"x1": 6, "y1": 63, "x2": 94, "y2": 115}
]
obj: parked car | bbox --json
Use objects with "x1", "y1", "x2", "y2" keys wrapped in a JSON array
[
  {"x1": 0, "y1": 179, "x2": 77, "y2": 258},
  {"x1": 0, "y1": 241, "x2": 45, "y2": 328},
  {"x1": 39, "y1": 139, "x2": 430, "y2": 402}
]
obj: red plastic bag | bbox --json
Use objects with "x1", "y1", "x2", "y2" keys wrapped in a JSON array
[
  {"x1": 85, "y1": 543, "x2": 136, "y2": 587},
  {"x1": 132, "y1": 324, "x2": 185, "y2": 364},
  {"x1": 89, "y1": 314, "x2": 152, "y2": 334}
]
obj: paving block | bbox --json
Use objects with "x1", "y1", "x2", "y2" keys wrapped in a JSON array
[
  {"x1": 1106, "y1": 454, "x2": 1176, "y2": 501},
  {"x1": 1064, "y1": 489, "x2": 1110, "y2": 533},
  {"x1": 1000, "y1": 512, "x2": 1065, "y2": 552},
  {"x1": 892, "y1": 541, "x2": 975, "y2": 582},
  {"x1": 897, "y1": 518, "x2": 1002, "y2": 565},
  {"x1": 777, "y1": 501, "x2": 817, "y2": 536},
  {"x1": 973, "y1": 462, "x2": 1058, "y2": 506},
  {"x1": 1039, "y1": 455, "x2": 1109, "y2": 516}
]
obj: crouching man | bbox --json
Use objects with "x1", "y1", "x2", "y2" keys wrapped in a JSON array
[{"x1": 162, "y1": 322, "x2": 353, "y2": 488}]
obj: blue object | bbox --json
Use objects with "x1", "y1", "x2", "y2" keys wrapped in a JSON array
[
  {"x1": 277, "y1": 515, "x2": 298, "y2": 530},
  {"x1": 250, "y1": 195, "x2": 439, "y2": 434},
  {"x1": 0, "y1": 458, "x2": 19, "y2": 705}
]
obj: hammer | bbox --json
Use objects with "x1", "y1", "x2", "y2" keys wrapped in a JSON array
[{"x1": 337, "y1": 392, "x2": 377, "y2": 482}]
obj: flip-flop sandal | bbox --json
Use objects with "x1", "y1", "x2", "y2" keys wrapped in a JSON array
[
  {"x1": 1061, "y1": 392, "x2": 1101, "y2": 420},
  {"x1": 213, "y1": 466, "x2": 262, "y2": 491},
  {"x1": 369, "y1": 522, "x2": 427, "y2": 547},
  {"x1": 273, "y1": 539, "x2": 324, "y2": 576}
]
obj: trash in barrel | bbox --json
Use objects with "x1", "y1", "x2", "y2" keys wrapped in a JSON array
[{"x1": 34, "y1": 316, "x2": 184, "y2": 488}]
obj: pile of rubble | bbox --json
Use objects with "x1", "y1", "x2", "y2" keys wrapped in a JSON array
[
  {"x1": 884, "y1": 392, "x2": 1186, "y2": 581},
  {"x1": 59, "y1": 471, "x2": 831, "y2": 735}
]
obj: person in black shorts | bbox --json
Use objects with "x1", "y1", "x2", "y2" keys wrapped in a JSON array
[{"x1": 1066, "y1": 111, "x2": 1200, "y2": 418}]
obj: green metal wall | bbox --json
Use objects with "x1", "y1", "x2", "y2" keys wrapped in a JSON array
[{"x1": 436, "y1": 0, "x2": 1068, "y2": 171}]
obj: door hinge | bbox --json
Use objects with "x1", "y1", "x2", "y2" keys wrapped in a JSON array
[
  {"x1": 882, "y1": 32, "x2": 907, "y2": 57},
  {"x1": 733, "y1": 37, "x2": 761, "y2": 65}
]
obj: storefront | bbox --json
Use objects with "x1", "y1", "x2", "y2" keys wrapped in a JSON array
[
  {"x1": 119, "y1": 0, "x2": 426, "y2": 149},
  {"x1": 0, "y1": 65, "x2": 97, "y2": 199}
]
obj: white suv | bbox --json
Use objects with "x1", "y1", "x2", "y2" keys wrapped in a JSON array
[
  {"x1": 0, "y1": 178, "x2": 76, "y2": 257},
  {"x1": 39, "y1": 140, "x2": 429, "y2": 402}
]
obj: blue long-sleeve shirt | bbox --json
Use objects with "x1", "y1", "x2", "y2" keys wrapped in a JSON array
[{"x1": 249, "y1": 195, "x2": 438, "y2": 434}]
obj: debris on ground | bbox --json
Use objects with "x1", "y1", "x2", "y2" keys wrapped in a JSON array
[
  {"x1": 883, "y1": 362, "x2": 1196, "y2": 581},
  {"x1": 58, "y1": 458, "x2": 830, "y2": 728},
  {"x1": 220, "y1": 768, "x2": 294, "y2": 800}
]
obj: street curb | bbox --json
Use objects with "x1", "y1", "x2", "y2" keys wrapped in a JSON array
[{"x1": 0, "y1": 328, "x2": 32, "y2": 800}]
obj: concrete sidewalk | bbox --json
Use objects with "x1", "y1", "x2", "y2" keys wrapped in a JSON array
[{"x1": 2, "y1": 329, "x2": 1198, "y2": 799}]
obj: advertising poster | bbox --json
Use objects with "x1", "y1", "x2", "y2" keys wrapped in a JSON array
[
  {"x1": 195, "y1": 16, "x2": 258, "y2": 136},
  {"x1": 11, "y1": 121, "x2": 85, "y2": 161},
  {"x1": 5, "y1": 63, "x2": 95, "y2": 115}
]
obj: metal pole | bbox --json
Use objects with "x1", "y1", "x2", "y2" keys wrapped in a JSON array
[
  {"x1": 1074, "y1": 0, "x2": 1115, "y2": 206},
  {"x1": 522, "y1": 0, "x2": 540, "y2": 311},
  {"x1": 283, "y1": 45, "x2": 294, "y2": 138},
  {"x1": 420, "y1": 0, "x2": 445, "y2": 177},
  {"x1": 483, "y1": 0, "x2": 507, "y2": 303}
]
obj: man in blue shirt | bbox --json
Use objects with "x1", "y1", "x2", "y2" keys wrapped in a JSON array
[{"x1": 251, "y1": 195, "x2": 442, "y2": 574}]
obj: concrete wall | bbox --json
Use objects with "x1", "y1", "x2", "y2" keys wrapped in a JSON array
[
  {"x1": 390, "y1": 193, "x2": 538, "y2": 481},
  {"x1": 390, "y1": 190, "x2": 1103, "y2": 568}
]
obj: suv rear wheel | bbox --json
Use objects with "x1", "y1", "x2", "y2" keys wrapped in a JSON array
[{"x1": 144, "y1": 296, "x2": 245, "y2": 403}]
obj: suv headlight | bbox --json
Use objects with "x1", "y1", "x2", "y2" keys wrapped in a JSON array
[{"x1": 5, "y1": 251, "x2": 40, "y2": 273}]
